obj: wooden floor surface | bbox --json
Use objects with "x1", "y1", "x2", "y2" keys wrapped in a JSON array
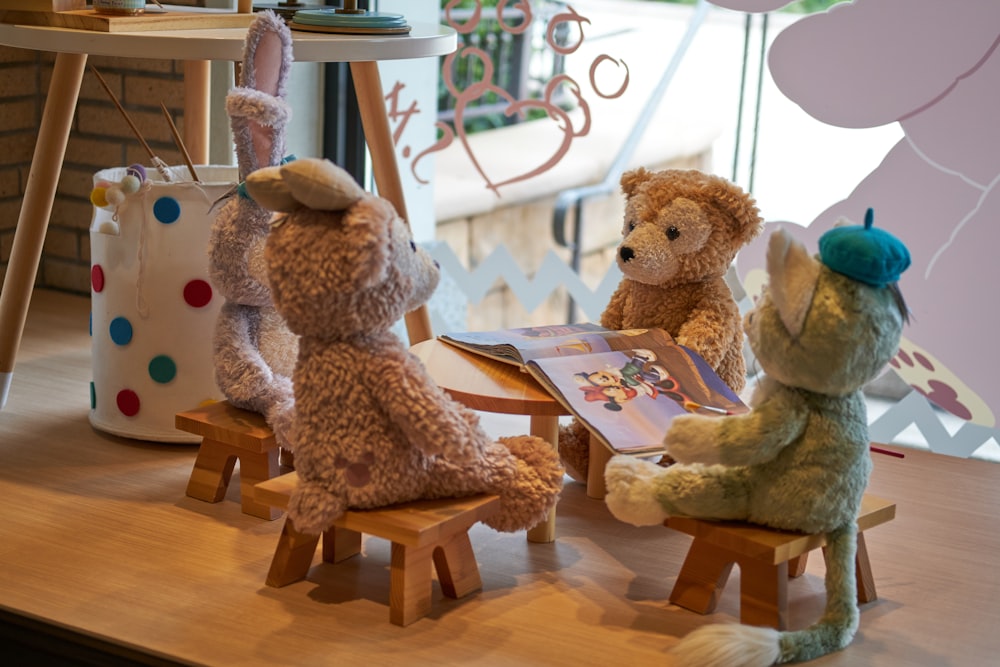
[{"x1": 1, "y1": 289, "x2": 998, "y2": 666}]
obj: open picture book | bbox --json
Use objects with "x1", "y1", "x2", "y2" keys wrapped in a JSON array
[{"x1": 439, "y1": 324, "x2": 748, "y2": 456}]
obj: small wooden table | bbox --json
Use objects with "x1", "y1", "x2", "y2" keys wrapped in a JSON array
[{"x1": 410, "y1": 339, "x2": 568, "y2": 543}]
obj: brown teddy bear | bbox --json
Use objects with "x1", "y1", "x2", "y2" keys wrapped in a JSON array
[
  {"x1": 246, "y1": 158, "x2": 564, "y2": 536},
  {"x1": 560, "y1": 167, "x2": 763, "y2": 482}
]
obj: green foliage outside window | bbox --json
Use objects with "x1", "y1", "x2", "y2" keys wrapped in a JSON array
[{"x1": 437, "y1": 0, "x2": 847, "y2": 134}]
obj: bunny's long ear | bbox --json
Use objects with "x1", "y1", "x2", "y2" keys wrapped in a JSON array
[
  {"x1": 766, "y1": 227, "x2": 820, "y2": 338},
  {"x1": 229, "y1": 10, "x2": 294, "y2": 179}
]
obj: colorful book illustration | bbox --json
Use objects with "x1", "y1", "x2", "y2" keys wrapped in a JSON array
[{"x1": 438, "y1": 324, "x2": 748, "y2": 456}]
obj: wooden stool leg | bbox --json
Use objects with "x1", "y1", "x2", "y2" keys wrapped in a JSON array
[
  {"x1": 433, "y1": 530, "x2": 482, "y2": 599},
  {"x1": 185, "y1": 440, "x2": 237, "y2": 503},
  {"x1": 390, "y1": 542, "x2": 435, "y2": 626},
  {"x1": 322, "y1": 526, "x2": 363, "y2": 564},
  {"x1": 237, "y1": 448, "x2": 282, "y2": 520},
  {"x1": 824, "y1": 531, "x2": 879, "y2": 604},
  {"x1": 265, "y1": 518, "x2": 321, "y2": 587},
  {"x1": 669, "y1": 538, "x2": 736, "y2": 614},
  {"x1": 789, "y1": 552, "x2": 809, "y2": 578},
  {"x1": 738, "y1": 558, "x2": 789, "y2": 630},
  {"x1": 854, "y1": 532, "x2": 878, "y2": 603}
]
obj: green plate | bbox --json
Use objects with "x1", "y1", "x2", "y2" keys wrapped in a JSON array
[{"x1": 292, "y1": 9, "x2": 408, "y2": 28}]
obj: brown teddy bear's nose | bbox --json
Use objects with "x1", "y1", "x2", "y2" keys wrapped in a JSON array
[{"x1": 620, "y1": 246, "x2": 635, "y2": 262}]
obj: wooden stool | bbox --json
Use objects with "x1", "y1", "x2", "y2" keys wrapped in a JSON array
[
  {"x1": 666, "y1": 494, "x2": 896, "y2": 630},
  {"x1": 255, "y1": 472, "x2": 501, "y2": 626},
  {"x1": 176, "y1": 401, "x2": 281, "y2": 520}
]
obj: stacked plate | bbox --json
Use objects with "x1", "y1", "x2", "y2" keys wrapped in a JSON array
[{"x1": 290, "y1": 9, "x2": 411, "y2": 34}]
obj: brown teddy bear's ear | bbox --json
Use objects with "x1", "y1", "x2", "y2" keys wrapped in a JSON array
[
  {"x1": 620, "y1": 167, "x2": 651, "y2": 198},
  {"x1": 711, "y1": 178, "x2": 764, "y2": 245}
]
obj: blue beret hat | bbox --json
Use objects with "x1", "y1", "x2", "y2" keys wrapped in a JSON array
[{"x1": 818, "y1": 208, "x2": 910, "y2": 287}]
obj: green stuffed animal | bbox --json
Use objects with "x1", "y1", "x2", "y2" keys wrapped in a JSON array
[{"x1": 604, "y1": 213, "x2": 910, "y2": 666}]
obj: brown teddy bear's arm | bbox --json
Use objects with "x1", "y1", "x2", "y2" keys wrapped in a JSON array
[
  {"x1": 599, "y1": 284, "x2": 628, "y2": 330},
  {"x1": 674, "y1": 295, "x2": 741, "y2": 370},
  {"x1": 375, "y1": 352, "x2": 483, "y2": 463}
]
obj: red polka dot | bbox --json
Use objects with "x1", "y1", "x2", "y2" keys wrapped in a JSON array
[
  {"x1": 183, "y1": 279, "x2": 213, "y2": 308},
  {"x1": 116, "y1": 389, "x2": 140, "y2": 417},
  {"x1": 92, "y1": 265, "x2": 105, "y2": 293}
]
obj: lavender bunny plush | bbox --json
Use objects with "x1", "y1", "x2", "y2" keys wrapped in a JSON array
[{"x1": 209, "y1": 11, "x2": 298, "y2": 449}]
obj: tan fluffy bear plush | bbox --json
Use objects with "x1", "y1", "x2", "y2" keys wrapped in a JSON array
[
  {"x1": 560, "y1": 168, "x2": 762, "y2": 482},
  {"x1": 245, "y1": 158, "x2": 564, "y2": 536}
]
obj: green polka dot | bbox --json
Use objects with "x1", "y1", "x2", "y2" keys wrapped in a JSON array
[{"x1": 148, "y1": 355, "x2": 177, "y2": 384}]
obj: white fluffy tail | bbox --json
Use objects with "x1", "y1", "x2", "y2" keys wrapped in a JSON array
[{"x1": 671, "y1": 624, "x2": 781, "y2": 667}]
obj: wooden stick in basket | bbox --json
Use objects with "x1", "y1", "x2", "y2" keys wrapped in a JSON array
[
  {"x1": 160, "y1": 103, "x2": 200, "y2": 182},
  {"x1": 89, "y1": 66, "x2": 173, "y2": 182}
]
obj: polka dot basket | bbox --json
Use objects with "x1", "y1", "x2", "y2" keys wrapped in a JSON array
[{"x1": 89, "y1": 165, "x2": 238, "y2": 443}]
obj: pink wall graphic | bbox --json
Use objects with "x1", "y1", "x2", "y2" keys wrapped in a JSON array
[
  {"x1": 405, "y1": 1, "x2": 629, "y2": 195},
  {"x1": 720, "y1": 0, "x2": 1000, "y2": 445}
]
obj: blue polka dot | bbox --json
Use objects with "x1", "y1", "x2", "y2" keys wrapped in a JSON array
[
  {"x1": 90, "y1": 381, "x2": 96, "y2": 410},
  {"x1": 109, "y1": 316, "x2": 133, "y2": 345},
  {"x1": 148, "y1": 355, "x2": 177, "y2": 384},
  {"x1": 153, "y1": 197, "x2": 181, "y2": 224}
]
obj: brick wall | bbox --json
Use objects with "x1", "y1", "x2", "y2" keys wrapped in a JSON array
[{"x1": 0, "y1": 46, "x2": 190, "y2": 295}]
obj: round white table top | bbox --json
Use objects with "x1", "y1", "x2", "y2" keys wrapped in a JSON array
[{"x1": 0, "y1": 20, "x2": 456, "y2": 62}]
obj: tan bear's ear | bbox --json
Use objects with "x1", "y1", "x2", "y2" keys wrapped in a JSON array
[
  {"x1": 341, "y1": 198, "x2": 393, "y2": 289},
  {"x1": 245, "y1": 165, "x2": 300, "y2": 212},
  {"x1": 767, "y1": 227, "x2": 820, "y2": 337},
  {"x1": 280, "y1": 158, "x2": 366, "y2": 211},
  {"x1": 620, "y1": 167, "x2": 650, "y2": 198}
]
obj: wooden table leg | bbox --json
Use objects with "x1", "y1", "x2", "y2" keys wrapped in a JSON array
[
  {"x1": 349, "y1": 59, "x2": 432, "y2": 345},
  {"x1": 527, "y1": 414, "x2": 560, "y2": 543},
  {"x1": 182, "y1": 60, "x2": 211, "y2": 165},
  {"x1": 0, "y1": 52, "x2": 87, "y2": 409},
  {"x1": 349, "y1": 60, "x2": 407, "y2": 220},
  {"x1": 586, "y1": 434, "x2": 612, "y2": 499}
]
